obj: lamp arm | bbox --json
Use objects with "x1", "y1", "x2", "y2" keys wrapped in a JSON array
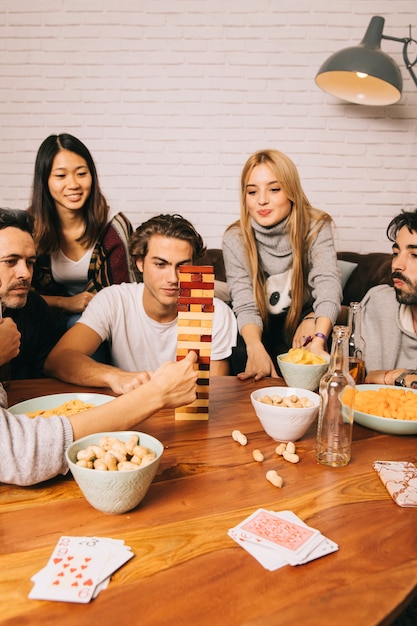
[{"x1": 382, "y1": 33, "x2": 417, "y2": 87}]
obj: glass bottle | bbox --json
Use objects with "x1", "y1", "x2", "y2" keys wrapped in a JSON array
[
  {"x1": 316, "y1": 325, "x2": 355, "y2": 467},
  {"x1": 348, "y1": 302, "x2": 366, "y2": 384}
]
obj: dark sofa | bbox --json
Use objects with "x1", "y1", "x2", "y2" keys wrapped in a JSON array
[{"x1": 197, "y1": 249, "x2": 392, "y2": 315}]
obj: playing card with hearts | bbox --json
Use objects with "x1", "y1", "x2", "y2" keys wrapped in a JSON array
[{"x1": 29, "y1": 536, "x2": 134, "y2": 603}]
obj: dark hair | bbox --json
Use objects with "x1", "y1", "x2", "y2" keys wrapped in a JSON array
[
  {"x1": 130, "y1": 214, "x2": 206, "y2": 263},
  {"x1": 387, "y1": 209, "x2": 417, "y2": 242},
  {"x1": 29, "y1": 134, "x2": 109, "y2": 255},
  {"x1": 0, "y1": 208, "x2": 34, "y2": 234}
]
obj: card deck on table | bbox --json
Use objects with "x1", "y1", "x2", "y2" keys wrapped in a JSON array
[
  {"x1": 29, "y1": 536, "x2": 133, "y2": 603},
  {"x1": 228, "y1": 509, "x2": 338, "y2": 571},
  {"x1": 373, "y1": 460, "x2": 417, "y2": 507}
]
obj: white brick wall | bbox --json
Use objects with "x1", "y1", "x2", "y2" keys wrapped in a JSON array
[{"x1": 0, "y1": 0, "x2": 416, "y2": 253}]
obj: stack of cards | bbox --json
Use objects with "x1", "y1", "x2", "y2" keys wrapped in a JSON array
[
  {"x1": 228, "y1": 508, "x2": 338, "y2": 571},
  {"x1": 373, "y1": 460, "x2": 417, "y2": 507},
  {"x1": 29, "y1": 536, "x2": 133, "y2": 603}
]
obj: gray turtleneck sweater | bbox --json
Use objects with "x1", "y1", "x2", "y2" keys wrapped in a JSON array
[{"x1": 222, "y1": 217, "x2": 342, "y2": 333}]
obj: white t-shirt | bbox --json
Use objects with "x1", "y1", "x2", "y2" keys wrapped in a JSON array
[
  {"x1": 50, "y1": 247, "x2": 95, "y2": 296},
  {"x1": 78, "y1": 282, "x2": 237, "y2": 372}
]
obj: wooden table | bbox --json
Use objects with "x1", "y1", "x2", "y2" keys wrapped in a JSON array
[{"x1": 1, "y1": 377, "x2": 417, "y2": 626}]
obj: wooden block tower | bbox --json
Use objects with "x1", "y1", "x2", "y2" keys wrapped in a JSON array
[{"x1": 175, "y1": 265, "x2": 214, "y2": 420}]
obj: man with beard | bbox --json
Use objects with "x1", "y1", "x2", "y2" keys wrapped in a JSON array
[
  {"x1": 362, "y1": 210, "x2": 417, "y2": 388},
  {"x1": 0, "y1": 208, "x2": 58, "y2": 379}
]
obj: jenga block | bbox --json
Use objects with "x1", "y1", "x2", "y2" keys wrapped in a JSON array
[{"x1": 176, "y1": 264, "x2": 214, "y2": 420}]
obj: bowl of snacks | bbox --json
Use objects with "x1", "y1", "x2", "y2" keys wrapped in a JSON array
[
  {"x1": 250, "y1": 386, "x2": 320, "y2": 441},
  {"x1": 65, "y1": 431, "x2": 164, "y2": 514},
  {"x1": 277, "y1": 348, "x2": 329, "y2": 391},
  {"x1": 354, "y1": 384, "x2": 417, "y2": 435}
]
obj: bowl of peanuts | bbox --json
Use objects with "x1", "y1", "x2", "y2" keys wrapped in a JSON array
[
  {"x1": 250, "y1": 387, "x2": 320, "y2": 442},
  {"x1": 277, "y1": 348, "x2": 329, "y2": 392},
  {"x1": 65, "y1": 431, "x2": 164, "y2": 514}
]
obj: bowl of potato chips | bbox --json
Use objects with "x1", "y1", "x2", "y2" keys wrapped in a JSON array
[{"x1": 277, "y1": 348, "x2": 329, "y2": 391}]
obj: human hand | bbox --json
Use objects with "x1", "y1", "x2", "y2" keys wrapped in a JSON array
[
  {"x1": 238, "y1": 343, "x2": 279, "y2": 380},
  {"x1": 308, "y1": 336, "x2": 329, "y2": 358},
  {"x1": 0, "y1": 318, "x2": 21, "y2": 365},
  {"x1": 365, "y1": 369, "x2": 404, "y2": 386},
  {"x1": 106, "y1": 369, "x2": 155, "y2": 395},
  {"x1": 292, "y1": 317, "x2": 315, "y2": 348},
  {"x1": 63, "y1": 292, "x2": 95, "y2": 313},
  {"x1": 150, "y1": 351, "x2": 198, "y2": 408}
]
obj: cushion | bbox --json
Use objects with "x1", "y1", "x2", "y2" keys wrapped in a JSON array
[{"x1": 337, "y1": 259, "x2": 358, "y2": 288}]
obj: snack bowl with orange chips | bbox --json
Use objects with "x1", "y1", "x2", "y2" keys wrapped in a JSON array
[
  {"x1": 354, "y1": 384, "x2": 417, "y2": 435},
  {"x1": 277, "y1": 349, "x2": 329, "y2": 391}
]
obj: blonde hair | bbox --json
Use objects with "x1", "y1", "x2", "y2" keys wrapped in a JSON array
[{"x1": 230, "y1": 149, "x2": 332, "y2": 339}]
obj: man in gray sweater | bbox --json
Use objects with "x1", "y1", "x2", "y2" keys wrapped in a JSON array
[{"x1": 362, "y1": 210, "x2": 417, "y2": 389}]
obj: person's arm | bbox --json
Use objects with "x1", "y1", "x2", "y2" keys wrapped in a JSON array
[
  {"x1": 40, "y1": 292, "x2": 94, "y2": 314},
  {"x1": 292, "y1": 314, "x2": 333, "y2": 355},
  {"x1": 0, "y1": 352, "x2": 198, "y2": 486},
  {"x1": 0, "y1": 318, "x2": 20, "y2": 366},
  {"x1": 366, "y1": 369, "x2": 417, "y2": 388},
  {"x1": 222, "y1": 228, "x2": 263, "y2": 330},
  {"x1": 44, "y1": 323, "x2": 154, "y2": 394},
  {"x1": 238, "y1": 323, "x2": 279, "y2": 380},
  {"x1": 68, "y1": 351, "x2": 198, "y2": 438},
  {"x1": 304, "y1": 219, "x2": 342, "y2": 344},
  {"x1": 210, "y1": 359, "x2": 230, "y2": 376}
]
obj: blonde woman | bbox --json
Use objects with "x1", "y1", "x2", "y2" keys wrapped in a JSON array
[{"x1": 222, "y1": 149, "x2": 342, "y2": 380}]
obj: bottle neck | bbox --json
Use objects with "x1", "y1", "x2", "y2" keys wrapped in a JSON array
[
  {"x1": 329, "y1": 326, "x2": 351, "y2": 375},
  {"x1": 348, "y1": 304, "x2": 365, "y2": 359},
  {"x1": 330, "y1": 338, "x2": 347, "y2": 372}
]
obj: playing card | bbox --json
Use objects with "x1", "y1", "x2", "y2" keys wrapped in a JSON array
[
  {"x1": 229, "y1": 509, "x2": 338, "y2": 569},
  {"x1": 29, "y1": 539, "x2": 106, "y2": 603},
  {"x1": 228, "y1": 527, "x2": 288, "y2": 571},
  {"x1": 235, "y1": 508, "x2": 322, "y2": 564},
  {"x1": 373, "y1": 461, "x2": 417, "y2": 507},
  {"x1": 29, "y1": 536, "x2": 134, "y2": 603}
]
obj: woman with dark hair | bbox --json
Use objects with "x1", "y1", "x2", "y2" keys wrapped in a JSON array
[{"x1": 29, "y1": 134, "x2": 137, "y2": 335}]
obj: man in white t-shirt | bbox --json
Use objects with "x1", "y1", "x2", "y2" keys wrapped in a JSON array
[{"x1": 45, "y1": 214, "x2": 237, "y2": 394}]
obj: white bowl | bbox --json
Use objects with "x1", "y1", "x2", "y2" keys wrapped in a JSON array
[
  {"x1": 250, "y1": 386, "x2": 320, "y2": 442},
  {"x1": 65, "y1": 431, "x2": 164, "y2": 515},
  {"x1": 277, "y1": 353, "x2": 329, "y2": 392},
  {"x1": 9, "y1": 392, "x2": 114, "y2": 415},
  {"x1": 354, "y1": 384, "x2": 417, "y2": 435}
]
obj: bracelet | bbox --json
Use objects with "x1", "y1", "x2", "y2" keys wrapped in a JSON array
[{"x1": 314, "y1": 332, "x2": 327, "y2": 342}]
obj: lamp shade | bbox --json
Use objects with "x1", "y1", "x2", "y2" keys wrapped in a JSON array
[{"x1": 315, "y1": 16, "x2": 403, "y2": 106}]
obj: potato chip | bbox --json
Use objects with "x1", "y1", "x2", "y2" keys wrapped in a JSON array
[{"x1": 282, "y1": 348, "x2": 327, "y2": 365}]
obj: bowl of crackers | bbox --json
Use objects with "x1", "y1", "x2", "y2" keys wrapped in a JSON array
[
  {"x1": 277, "y1": 348, "x2": 329, "y2": 391},
  {"x1": 250, "y1": 387, "x2": 320, "y2": 442},
  {"x1": 66, "y1": 431, "x2": 164, "y2": 514}
]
